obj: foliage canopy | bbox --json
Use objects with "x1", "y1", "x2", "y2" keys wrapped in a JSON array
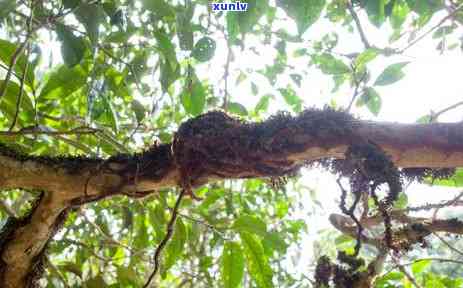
[{"x1": 1, "y1": 0, "x2": 463, "y2": 287}]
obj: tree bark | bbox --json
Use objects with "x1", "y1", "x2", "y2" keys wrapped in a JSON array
[{"x1": 0, "y1": 111, "x2": 463, "y2": 287}]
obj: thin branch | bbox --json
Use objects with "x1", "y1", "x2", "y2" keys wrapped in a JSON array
[
  {"x1": 433, "y1": 232, "x2": 463, "y2": 257},
  {"x1": 143, "y1": 188, "x2": 187, "y2": 288},
  {"x1": 347, "y1": 1, "x2": 371, "y2": 49},
  {"x1": 400, "y1": 257, "x2": 463, "y2": 266},
  {"x1": 0, "y1": 126, "x2": 102, "y2": 137},
  {"x1": 0, "y1": 63, "x2": 21, "y2": 81},
  {"x1": 346, "y1": 70, "x2": 367, "y2": 112},
  {"x1": 378, "y1": 257, "x2": 463, "y2": 284},
  {"x1": 391, "y1": 255, "x2": 423, "y2": 288},
  {"x1": 433, "y1": 190, "x2": 463, "y2": 219},
  {"x1": 178, "y1": 212, "x2": 232, "y2": 240},
  {"x1": 400, "y1": 5, "x2": 463, "y2": 52},
  {"x1": 406, "y1": 190, "x2": 463, "y2": 212},
  {"x1": 9, "y1": 43, "x2": 30, "y2": 131},
  {"x1": 0, "y1": 1, "x2": 34, "y2": 103},
  {"x1": 430, "y1": 100, "x2": 463, "y2": 122},
  {"x1": 45, "y1": 256, "x2": 71, "y2": 288},
  {"x1": 218, "y1": 20, "x2": 232, "y2": 111},
  {"x1": 0, "y1": 200, "x2": 17, "y2": 218},
  {"x1": 99, "y1": 45, "x2": 144, "y2": 94}
]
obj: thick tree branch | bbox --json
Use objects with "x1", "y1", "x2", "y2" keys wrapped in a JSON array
[{"x1": 1, "y1": 109, "x2": 463, "y2": 287}]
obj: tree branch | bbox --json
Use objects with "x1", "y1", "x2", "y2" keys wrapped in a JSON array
[
  {"x1": 1, "y1": 109, "x2": 463, "y2": 287},
  {"x1": 400, "y1": 5, "x2": 463, "y2": 52},
  {"x1": 347, "y1": 1, "x2": 371, "y2": 49}
]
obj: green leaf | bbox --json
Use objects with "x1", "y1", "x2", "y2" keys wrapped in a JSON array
[
  {"x1": 375, "y1": 271, "x2": 404, "y2": 286},
  {"x1": 92, "y1": 93, "x2": 119, "y2": 133},
  {"x1": 432, "y1": 25, "x2": 455, "y2": 39},
  {"x1": 393, "y1": 192, "x2": 408, "y2": 209},
  {"x1": 390, "y1": 1, "x2": 410, "y2": 30},
  {"x1": 431, "y1": 169, "x2": 463, "y2": 187},
  {"x1": 133, "y1": 214, "x2": 149, "y2": 249},
  {"x1": 181, "y1": 76, "x2": 206, "y2": 116},
  {"x1": 412, "y1": 259, "x2": 430, "y2": 276},
  {"x1": 278, "y1": 87, "x2": 302, "y2": 112},
  {"x1": 154, "y1": 30, "x2": 177, "y2": 65},
  {"x1": 226, "y1": 13, "x2": 240, "y2": 43},
  {"x1": 251, "y1": 82, "x2": 259, "y2": 95},
  {"x1": 277, "y1": 0, "x2": 325, "y2": 34},
  {"x1": 163, "y1": 218, "x2": 186, "y2": 272},
  {"x1": 160, "y1": 58, "x2": 180, "y2": 94},
  {"x1": 354, "y1": 49, "x2": 379, "y2": 69},
  {"x1": 313, "y1": 53, "x2": 351, "y2": 75},
  {"x1": 192, "y1": 36, "x2": 216, "y2": 62},
  {"x1": 357, "y1": 87, "x2": 382, "y2": 116},
  {"x1": 117, "y1": 266, "x2": 139, "y2": 286},
  {"x1": 85, "y1": 275, "x2": 107, "y2": 288},
  {"x1": 254, "y1": 94, "x2": 273, "y2": 114},
  {"x1": 39, "y1": 64, "x2": 87, "y2": 100},
  {"x1": 58, "y1": 261, "x2": 82, "y2": 278},
  {"x1": 0, "y1": 0, "x2": 16, "y2": 20},
  {"x1": 290, "y1": 73, "x2": 302, "y2": 87},
  {"x1": 240, "y1": 232, "x2": 273, "y2": 288},
  {"x1": 131, "y1": 100, "x2": 145, "y2": 123},
  {"x1": 334, "y1": 234, "x2": 354, "y2": 246},
  {"x1": 176, "y1": 3, "x2": 195, "y2": 50},
  {"x1": 0, "y1": 80, "x2": 34, "y2": 125},
  {"x1": 0, "y1": 39, "x2": 35, "y2": 86},
  {"x1": 365, "y1": 0, "x2": 386, "y2": 27},
  {"x1": 374, "y1": 62, "x2": 409, "y2": 86},
  {"x1": 74, "y1": 3, "x2": 104, "y2": 46},
  {"x1": 56, "y1": 24, "x2": 87, "y2": 67},
  {"x1": 227, "y1": 0, "x2": 268, "y2": 39},
  {"x1": 262, "y1": 231, "x2": 288, "y2": 255},
  {"x1": 142, "y1": 0, "x2": 175, "y2": 19},
  {"x1": 228, "y1": 102, "x2": 248, "y2": 116},
  {"x1": 233, "y1": 215, "x2": 267, "y2": 237},
  {"x1": 221, "y1": 241, "x2": 245, "y2": 288},
  {"x1": 63, "y1": 0, "x2": 80, "y2": 9}
]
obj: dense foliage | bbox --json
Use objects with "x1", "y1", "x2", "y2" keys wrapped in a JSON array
[{"x1": 1, "y1": 0, "x2": 463, "y2": 287}]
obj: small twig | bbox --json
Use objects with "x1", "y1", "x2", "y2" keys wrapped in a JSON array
[
  {"x1": 391, "y1": 255, "x2": 423, "y2": 288},
  {"x1": 81, "y1": 212, "x2": 135, "y2": 252},
  {"x1": 400, "y1": 5, "x2": 463, "y2": 52},
  {"x1": 346, "y1": 70, "x2": 367, "y2": 112},
  {"x1": 177, "y1": 212, "x2": 232, "y2": 240},
  {"x1": 400, "y1": 257, "x2": 463, "y2": 266},
  {"x1": 45, "y1": 256, "x2": 71, "y2": 288},
  {"x1": 143, "y1": 188, "x2": 187, "y2": 288},
  {"x1": 9, "y1": 43, "x2": 30, "y2": 131},
  {"x1": 347, "y1": 1, "x2": 371, "y2": 49},
  {"x1": 406, "y1": 190, "x2": 463, "y2": 212},
  {"x1": 0, "y1": 0, "x2": 34, "y2": 103},
  {"x1": 336, "y1": 178, "x2": 363, "y2": 256},
  {"x1": 0, "y1": 38, "x2": 29, "y2": 103},
  {"x1": 432, "y1": 190, "x2": 463, "y2": 219},
  {"x1": 429, "y1": 100, "x2": 463, "y2": 122},
  {"x1": 378, "y1": 257, "x2": 463, "y2": 282},
  {"x1": 219, "y1": 23, "x2": 232, "y2": 110},
  {"x1": 0, "y1": 62, "x2": 21, "y2": 80},
  {"x1": 0, "y1": 199, "x2": 17, "y2": 218},
  {"x1": 99, "y1": 45, "x2": 144, "y2": 94},
  {"x1": 433, "y1": 232, "x2": 463, "y2": 257},
  {"x1": 0, "y1": 126, "x2": 101, "y2": 137}
]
